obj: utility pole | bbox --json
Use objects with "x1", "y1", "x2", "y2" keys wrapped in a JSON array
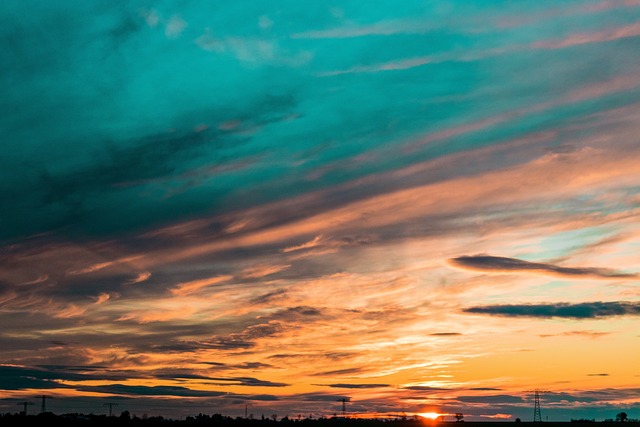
[
  {"x1": 104, "y1": 402, "x2": 119, "y2": 417},
  {"x1": 18, "y1": 401, "x2": 33, "y2": 415},
  {"x1": 37, "y1": 395, "x2": 52, "y2": 413}
]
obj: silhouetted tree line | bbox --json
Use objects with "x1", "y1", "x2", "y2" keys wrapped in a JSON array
[
  {"x1": 0, "y1": 412, "x2": 425, "y2": 427},
  {"x1": 0, "y1": 412, "x2": 637, "y2": 427}
]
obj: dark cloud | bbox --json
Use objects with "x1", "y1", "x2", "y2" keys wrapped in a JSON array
[
  {"x1": 0, "y1": 365, "x2": 68, "y2": 390},
  {"x1": 457, "y1": 394, "x2": 524, "y2": 403},
  {"x1": 35, "y1": 364, "x2": 102, "y2": 370},
  {"x1": 321, "y1": 383, "x2": 389, "y2": 389},
  {"x1": 587, "y1": 373, "x2": 609, "y2": 377},
  {"x1": 535, "y1": 392, "x2": 599, "y2": 404},
  {"x1": 449, "y1": 255, "x2": 637, "y2": 279},
  {"x1": 200, "y1": 361, "x2": 272, "y2": 370},
  {"x1": 294, "y1": 393, "x2": 350, "y2": 402},
  {"x1": 310, "y1": 368, "x2": 365, "y2": 377},
  {"x1": 463, "y1": 301, "x2": 640, "y2": 319},
  {"x1": 48, "y1": 340, "x2": 72, "y2": 346},
  {"x1": 231, "y1": 394, "x2": 280, "y2": 401},
  {"x1": 539, "y1": 330, "x2": 611, "y2": 339},
  {"x1": 250, "y1": 289, "x2": 288, "y2": 304},
  {"x1": 158, "y1": 306, "x2": 326, "y2": 354},
  {"x1": 2, "y1": 88, "x2": 298, "y2": 242},
  {"x1": 0, "y1": 364, "x2": 287, "y2": 394},
  {"x1": 233, "y1": 362, "x2": 273, "y2": 370},
  {"x1": 402, "y1": 386, "x2": 449, "y2": 391},
  {"x1": 0, "y1": 364, "x2": 133, "y2": 390},
  {"x1": 76, "y1": 384, "x2": 229, "y2": 397},
  {"x1": 469, "y1": 387, "x2": 502, "y2": 391},
  {"x1": 260, "y1": 306, "x2": 323, "y2": 322},
  {"x1": 577, "y1": 388, "x2": 640, "y2": 401},
  {"x1": 205, "y1": 377, "x2": 288, "y2": 387},
  {"x1": 268, "y1": 351, "x2": 356, "y2": 361},
  {"x1": 152, "y1": 320, "x2": 290, "y2": 353},
  {"x1": 429, "y1": 332, "x2": 462, "y2": 336}
]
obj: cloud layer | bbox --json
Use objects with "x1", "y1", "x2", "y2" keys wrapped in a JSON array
[
  {"x1": 464, "y1": 302, "x2": 640, "y2": 319},
  {"x1": 449, "y1": 255, "x2": 637, "y2": 279}
]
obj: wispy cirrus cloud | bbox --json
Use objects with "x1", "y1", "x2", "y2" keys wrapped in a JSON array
[
  {"x1": 320, "y1": 383, "x2": 390, "y2": 389},
  {"x1": 169, "y1": 275, "x2": 233, "y2": 296},
  {"x1": 449, "y1": 254, "x2": 638, "y2": 279},
  {"x1": 534, "y1": 21, "x2": 640, "y2": 49},
  {"x1": 464, "y1": 301, "x2": 640, "y2": 319},
  {"x1": 195, "y1": 376, "x2": 288, "y2": 387},
  {"x1": 77, "y1": 384, "x2": 228, "y2": 397},
  {"x1": 291, "y1": 19, "x2": 438, "y2": 39},
  {"x1": 129, "y1": 271, "x2": 151, "y2": 284},
  {"x1": 539, "y1": 330, "x2": 611, "y2": 339},
  {"x1": 240, "y1": 263, "x2": 290, "y2": 279}
]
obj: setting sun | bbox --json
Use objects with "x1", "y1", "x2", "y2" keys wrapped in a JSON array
[{"x1": 417, "y1": 413, "x2": 443, "y2": 420}]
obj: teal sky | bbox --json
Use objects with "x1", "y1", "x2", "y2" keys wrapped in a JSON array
[
  {"x1": 1, "y1": 0, "x2": 639, "y2": 421},
  {"x1": 4, "y1": 0, "x2": 639, "y2": 241}
]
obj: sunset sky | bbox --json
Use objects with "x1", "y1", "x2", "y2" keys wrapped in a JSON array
[{"x1": 1, "y1": 0, "x2": 639, "y2": 421}]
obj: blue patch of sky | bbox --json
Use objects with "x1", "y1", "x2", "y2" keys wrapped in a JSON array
[{"x1": 534, "y1": 227, "x2": 619, "y2": 262}]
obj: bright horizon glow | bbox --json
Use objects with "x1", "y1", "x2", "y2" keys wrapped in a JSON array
[{"x1": 417, "y1": 413, "x2": 444, "y2": 420}]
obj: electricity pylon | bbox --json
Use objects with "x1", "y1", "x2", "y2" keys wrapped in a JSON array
[
  {"x1": 525, "y1": 389, "x2": 551, "y2": 422},
  {"x1": 104, "y1": 402, "x2": 119, "y2": 417},
  {"x1": 337, "y1": 398, "x2": 349, "y2": 417},
  {"x1": 18, "y1": 401, "x2": 33, "y2": 415},
  {"x1": 37, "y1": 395, "x2": 52, "y2": 413}
]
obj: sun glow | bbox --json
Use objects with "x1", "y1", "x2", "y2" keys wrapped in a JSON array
[{"x1": 418, "y1": 412, "x2": 443, "y2": 420}]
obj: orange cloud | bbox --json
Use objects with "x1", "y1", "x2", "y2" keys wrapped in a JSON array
[
  {"x1": 169, "y1": 275, "x2": 233, "y2": 296},
  {"x1": 241, "y1": 264, "x2": 291, "y2": 279},
  {"x1": 283, "y1": 235, "x2": 324, "y2": 253},
  {"x1": 129, "y1": 271, "x2": 152, "y2": 284}
]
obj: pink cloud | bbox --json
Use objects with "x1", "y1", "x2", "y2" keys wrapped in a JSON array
[
  {"x1": 534, "y1": 22, "x2": 640, "y2": 49},
  {"x1": 241, "y1": 264, "x2": 291, "y2": 279},
  {"x1": 282, "y1": 235, "x2": 324, "y2": 253},
  {"x1": 129, "y1": 271, "x2": 152, "y2": 285}
]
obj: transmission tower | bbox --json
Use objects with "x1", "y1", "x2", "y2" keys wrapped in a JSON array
[
  {"x1": 18, "y1": 401, "x2": 33, "y2": 415},
  {"x1": 525, "y1": 389, "x2": 550, "y2": 422},
  {"x1": 337, "y1": 398, "x2": 349, "y2": 417},
  {"x1": 37, "y1": 395, "x2": 52, "y2": 413},
  {"x1": 104, "y1": 402, "x2": 119, "y2": 417}
]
